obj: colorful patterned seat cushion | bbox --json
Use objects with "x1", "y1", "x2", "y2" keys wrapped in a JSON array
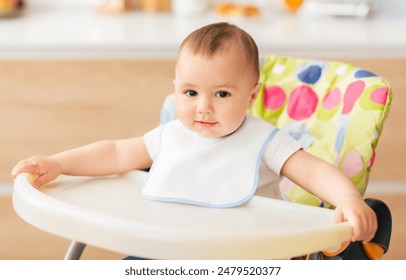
[{"x1": 249, "y1": 55, "x2": 392, "y2": 208}]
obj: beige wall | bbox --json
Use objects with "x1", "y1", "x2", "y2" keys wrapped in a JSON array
[
  {"x1": 1, "y1": 59, "x2": 405, "y2": 182},
  {"x1": 0, "y1": 60, "x2": 174, "y2": 181}
]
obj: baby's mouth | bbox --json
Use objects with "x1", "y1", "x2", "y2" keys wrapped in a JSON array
[{"x1": 195, "y1": 121, "x2": 218, "y2": 128}]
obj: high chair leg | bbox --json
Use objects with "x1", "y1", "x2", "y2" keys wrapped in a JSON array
[{"x1": 64, "y1": 240, "x2": 87, "y2": 260}]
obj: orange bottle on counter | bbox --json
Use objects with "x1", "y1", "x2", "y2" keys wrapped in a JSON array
[{"x1": 282, "y1": 0, "x2": 303, "y2": 12}]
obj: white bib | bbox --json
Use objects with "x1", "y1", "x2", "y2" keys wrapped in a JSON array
[{"x1": 141, "y1": 116, "x2": 279, "y2": 208}]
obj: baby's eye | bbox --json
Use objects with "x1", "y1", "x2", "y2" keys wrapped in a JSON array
[
  {"x1": 216, "y1": 91, "x2": 230, "y2": 98},
  {"x1": 185, "y1": 90, "x2": 198, "y2": 97}
]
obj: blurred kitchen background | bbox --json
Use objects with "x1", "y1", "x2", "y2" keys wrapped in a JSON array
[
  {"x1": 1, "y1": 0, "x2": 406, "y2": 59},
  {"x1": 0, "y1": 0, "x2": 405, "y2": 259}
]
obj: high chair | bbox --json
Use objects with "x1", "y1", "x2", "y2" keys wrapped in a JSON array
[{"x1": 12, "y1": 55, "x2": 392, "y2": 260}]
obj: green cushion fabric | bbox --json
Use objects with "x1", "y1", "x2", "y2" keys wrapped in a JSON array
[{"x1": 249, "y1": 55, "x2": 392, "y2": 208}]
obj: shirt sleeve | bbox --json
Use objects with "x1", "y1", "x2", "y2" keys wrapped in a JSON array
[
  {"x1": 263, "y1": 129, "x2": 303, "y2": 176},
  {"x1": 143, "y1": 125, "x2": 164, "y2": 161}
]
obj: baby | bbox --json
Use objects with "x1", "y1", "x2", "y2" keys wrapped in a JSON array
[{"x1": 12, "y1": 22, "x2": 376, "y2": 243}]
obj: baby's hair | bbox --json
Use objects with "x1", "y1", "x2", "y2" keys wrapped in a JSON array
[{"x1": 179, "y1": 22, "x2": 259, "y2": 81}]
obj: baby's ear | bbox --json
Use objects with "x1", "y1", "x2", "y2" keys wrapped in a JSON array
[{"x1": 249, "y1": 82, "x2": 262, "y2": 107}]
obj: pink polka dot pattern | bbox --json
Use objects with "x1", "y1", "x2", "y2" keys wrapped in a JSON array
[
  {"x1": 287, "y1": 85, "x2": 318, "y2": 121},
  {"x1": 341, "y1": 149, "x2": 364, "y2": 178},
  {"x1": 369, "y1": 148, "x2": 376, "y2": 167},
  {"x1": 322, "y1": 88, "x2": 341, "y2": 110},
  {"x1": 342, "y1": 80, "x2": 365, "y2": 114},
  {"x1": 371, "y1": 87, "x2": 389, "y2": 105},
  {"x1": 264, "y1": 86, "x2": 286, "y2": 109}
]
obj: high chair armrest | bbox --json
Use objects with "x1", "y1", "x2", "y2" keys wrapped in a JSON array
[{"x1": 318, "y1": 198, "x2": 392, "y2": 260}]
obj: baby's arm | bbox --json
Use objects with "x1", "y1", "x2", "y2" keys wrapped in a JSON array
[
  {"x1": 280, "y1": 150, "x2": 377, "y2": 243},
  {"x1": 11, "y1": 137, "x2": 152, "y2": 188}
]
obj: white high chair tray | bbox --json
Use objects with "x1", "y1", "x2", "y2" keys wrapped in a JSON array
[{"x1": 12, "y1": 170, "x2": 351, "y2": 259}]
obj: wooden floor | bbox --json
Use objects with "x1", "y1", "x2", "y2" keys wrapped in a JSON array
[{"x1": 0, "y1": 59, "x2": 405, "y2": 259}]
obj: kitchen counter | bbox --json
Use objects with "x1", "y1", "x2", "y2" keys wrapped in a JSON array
[{"x1": 1, "y1": 1, "x2": 406, "y2": 59}]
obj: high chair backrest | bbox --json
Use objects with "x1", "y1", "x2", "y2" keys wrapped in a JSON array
[{"x1": 159, "y1": 55, "x2": 392, "y2": 208}]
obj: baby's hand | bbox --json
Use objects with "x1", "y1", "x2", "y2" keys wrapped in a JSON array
[
  {"x1": 334, "y1": 196, "x2": 377, "y2": 243},
  {"x1": 11, "y1": 156, "x2": 61, "y2": 188}
]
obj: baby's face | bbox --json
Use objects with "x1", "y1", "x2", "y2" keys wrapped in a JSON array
[{"x1": 174, "y1": 47, "x2": 260, "y2": 138}]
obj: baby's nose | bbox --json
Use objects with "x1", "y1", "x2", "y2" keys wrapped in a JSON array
[{"x1": 197, "y1": 97, "x2": 214, "y2": 114}]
